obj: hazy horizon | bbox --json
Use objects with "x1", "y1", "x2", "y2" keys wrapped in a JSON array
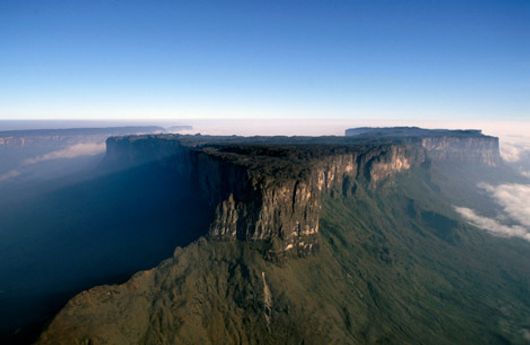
[{"x1": 2, "y1": 118, "x2": 530, "y2": 137}]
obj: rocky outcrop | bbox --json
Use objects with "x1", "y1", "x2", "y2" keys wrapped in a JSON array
[{"x1": 104, "y1": 130, "x2": 499, "y2": 256}]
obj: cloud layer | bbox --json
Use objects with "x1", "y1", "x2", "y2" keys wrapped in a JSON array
[
  {"x1": 23, "y1": 142, "x2": 106, "y2": 166},
  {"x1": 0, "y1": 142, "x2": 106, "y2": 183},
  {"x1": 0, "y1": 169, "x2": 21, "y2": 182},
  {"x1": 500, "y1": 137, "x2": 530, "y2": 162},
  {"x1": 455, "y1": 207, "x2": 530, "y2": 242},
  {"x1": 478, "y1": 183, "x2": 530, "y2": 228},
  {"x1": 456, "y1": 182, "x2": 530, "y2": 242}
]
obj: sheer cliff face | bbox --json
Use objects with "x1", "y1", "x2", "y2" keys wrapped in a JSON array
[
  {"x1": 345, "y1": 127, "x2": 501, "y2": 167},
  {"x1": 360, "y1": 145, "x2": 424, "y2": 185},
  {"x1": 420, "y1": 136, "x2": 500, "y2": 166},
  {"x1": 105, "y1": 133, "x2": 500, "y2": 257},
  {"x1": 209, "y1": 154, "x2": 359, "y2": 254},
  {"x1": 105, "y1": 137, "x2": 420, "y2": 255}
]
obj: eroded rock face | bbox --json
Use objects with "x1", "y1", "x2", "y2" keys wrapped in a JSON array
[
  {"x1": 104, "y1": 131, "x2": 500, "y2": 256},
  {"x1": 358, "y1": 144, "x2": 424, "y2": 186},
  {"x1": 420, "y1": 136, "x2": 500, "y2": 166},
  {"x1": 209, "y1": 146, "x2": 420, "y2": 254}
]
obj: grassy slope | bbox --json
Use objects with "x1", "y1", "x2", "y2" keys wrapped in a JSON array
[{"x1": 38, "y1": 166, "x2": 530, "y2": 345}]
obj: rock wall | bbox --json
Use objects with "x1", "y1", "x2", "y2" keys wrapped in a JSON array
[
  {"x1": 209, "y1": 144, "x2": 428, "y2": 255},
  {"x1": 420, "y1": 136, "x2": 500, "y2": 166}
]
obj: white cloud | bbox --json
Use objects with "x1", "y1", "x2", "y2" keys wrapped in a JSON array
[
  {"x1": 478, "y1": 183, "x2": 530, "y2": 228},
  {"x1": 499, "y1": 137, "x2": 530, "y2": 162},
  {"x1": 455, "y1": 182, "x2": 530, "y2": 242},
  {"x1": 0, "y1": 142, "x2": 106, "y2": 182},
  {"x1": 23, "y1": 142, "x2": 106, "y2": 166},
  {"x1": 521, "y1": 170, "x2": 530, "y2": 178},
  {"x1": 455, "y1": 207, "x2": 530, "y2": 242},
  {"x1": 0, "y1": 169, "x2": 21, "y2": 182},
  {"x1": 500, "y1": 143, "x2": 523, "y2": 162}
]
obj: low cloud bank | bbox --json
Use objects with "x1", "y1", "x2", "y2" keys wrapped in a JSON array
[
  {"x1": 0, "y1": 169, "x2": 21, "y2": 182},
  {"x1": 500, "y1": 137, "x2": 530, "y2": 162},
  {"x1": 0, "y1": 142, "x2": 106, "y2": 183},
  {"x1": 455, "y1": 207, "x2": 530, "y2": 242},
  {"x1": 23, "y1": 142, "x2": 106, "y2": 166},
  {"x1": 478, "y1": 183, "x2": 530, "y2": 228},
  {"x1": 455, "y1": 182, "x2": 530, "y2": 242}
]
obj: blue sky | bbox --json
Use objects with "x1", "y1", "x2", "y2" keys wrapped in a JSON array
[{"x1": 1, "y1": 0, "x2": 529, "y2": 120}]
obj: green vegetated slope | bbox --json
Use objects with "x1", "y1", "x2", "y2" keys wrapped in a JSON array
[{"x1": 38, "y1": 165, "x2": 530, "y2": 345}]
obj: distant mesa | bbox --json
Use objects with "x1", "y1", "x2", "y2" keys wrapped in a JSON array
[
  {"x1": 0, "y1": 126, "x2": 165, "y2": 138},
  {"x1": 0, "y1": 125, "x2": 193, "y2": 148},
  {"x1": 166, "y1": 125, "x2": 193, "y2": 133},
  {"x1": 345, "y1": 126, "x2": 499, "y2": 167},
  {"x1": 345, "y1": 126, "x2": 484, "y2": 138}
]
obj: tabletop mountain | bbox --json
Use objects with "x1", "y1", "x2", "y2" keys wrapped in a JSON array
[{"x1": 38, "y1": 129, "x2": 530, "y2": 345}]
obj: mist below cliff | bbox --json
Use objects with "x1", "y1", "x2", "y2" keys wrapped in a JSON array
[{"x1": 0, "y1": 146, "x2": 210, "y2": 344}]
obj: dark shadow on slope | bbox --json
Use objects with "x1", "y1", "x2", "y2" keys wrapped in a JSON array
[
  {"x1": 0, "y1": 158, "x2": 213, "y2": 344},
  {"x1": 420, "y1": 211, "x2": 460, "y2": 244}
]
